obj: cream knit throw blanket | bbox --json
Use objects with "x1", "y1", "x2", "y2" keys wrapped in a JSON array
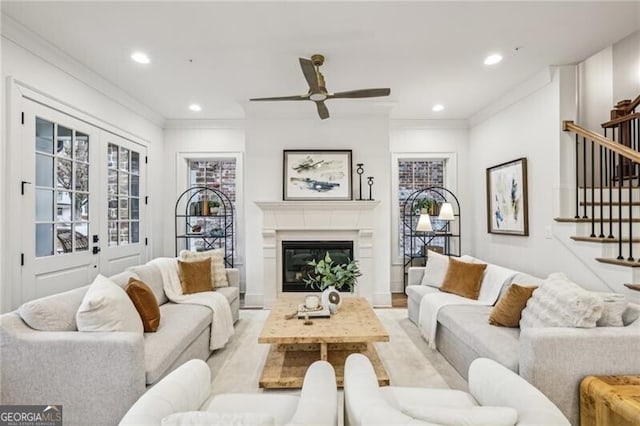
[{"x1": 150, "y1": 257, "x2": 234, "y2": 350}]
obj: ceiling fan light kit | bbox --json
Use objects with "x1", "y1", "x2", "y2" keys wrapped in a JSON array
[{"x1": 250, "y1": 53, "x2": 391, "y2": 120}]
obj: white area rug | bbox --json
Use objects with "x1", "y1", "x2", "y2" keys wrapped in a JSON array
[{"x1": 207, "y1": 308, "x2": 467, "y2": 396}]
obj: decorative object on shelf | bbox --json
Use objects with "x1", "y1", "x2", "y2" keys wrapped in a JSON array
[
  {"x1": 174, "y1": 186, "x2": 234, "y2": 267},
  {"x1": 402, "y1": 187, "x2": 461, "y2": 290},
  {"x1": 486, "y1": 158, "x2": 529, "y2": 236},
  {"x1": 367, "y1": 176, "x2": 374, "y2": 200},
  {"x1": 356, "y1": 163, "x2": 365, "y2": 200},
  {"x1": 283, "y1": 150, "x2": 353, "y2": 201},
  {"x1": 303, "y1": 251, "x2": 361, "y2": 293}
]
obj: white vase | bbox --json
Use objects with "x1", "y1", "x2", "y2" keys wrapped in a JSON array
[{"x1": 322, "y1": 285, "x2": 342, "y2": 314}]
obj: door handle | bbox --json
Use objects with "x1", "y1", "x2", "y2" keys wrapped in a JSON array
[{"x1": 92, "y1": 246, "x2": 101, "y2": 254}]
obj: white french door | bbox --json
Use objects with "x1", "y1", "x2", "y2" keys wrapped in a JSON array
[{"x1": 20, "y1": 99, "x2": 147, "y2": 302}]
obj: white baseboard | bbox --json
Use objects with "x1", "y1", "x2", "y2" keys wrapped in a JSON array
[
  {"x1": 372, "y1": 291, "x2": 392, "y2": 307},
  {"x1": 243, "y1": 293, "x2": 264, "y2": 308}
]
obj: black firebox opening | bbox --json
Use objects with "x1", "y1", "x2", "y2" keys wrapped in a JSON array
[{"x1": 282, "y1": 240, "x2": 354, "y2": 292}]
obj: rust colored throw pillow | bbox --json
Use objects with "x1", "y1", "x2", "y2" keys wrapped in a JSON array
[
  {"x1": 125, "y1": 278, "x2": 161, "y2": 332},
  {"x1": 439, "y1": 257, "x2": 487, "y2": 300},
  {"x1": 178, "y1": 258, "x2": 212, "y2": 295},
  {"x1": 489, "y1": 284, "x2": 537, "y2": 327}
]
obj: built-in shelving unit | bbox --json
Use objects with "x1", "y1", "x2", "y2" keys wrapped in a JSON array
[{"x1": 174, "y1": 186, "x2": 234, "y2": 267}]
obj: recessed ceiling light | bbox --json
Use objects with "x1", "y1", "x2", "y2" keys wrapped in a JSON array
[
  {"x1": 484, "y1": 53, "x2": 503, "y2": 66},
  {"x1": 189, "y1": 104, "x2": 202, "y2": 112},
  {"x1": 131, "y1": 51, "x2": 150, "y2": 64},
  {"x1": 432, "y1": 104, "x2": 444, "y2": 112}
]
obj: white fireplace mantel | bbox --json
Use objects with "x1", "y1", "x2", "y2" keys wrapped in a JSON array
[{"x1": 255, "y1": 200, "x2": 380, "y2": 307}]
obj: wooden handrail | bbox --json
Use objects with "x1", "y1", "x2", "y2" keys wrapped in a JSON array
[
  {"x1": 602, "y1": 112, "x2": 640, "y2": 128},
  {"x1": 624, "y1": 94, "x2": 640, "y2": 114},
  {"x1": 563, "y1": 120, "x2": 640, "y2": 164}
]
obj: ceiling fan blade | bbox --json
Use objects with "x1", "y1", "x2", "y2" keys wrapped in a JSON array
[
  {"x1": 328, "y1": 88, "x2": 391, "y2": 99},
  {"x1": 299, "y1": 58, "x2": 320, "y2": 92},
  {"x1": 316, "y1": 101, "x2": 330, "y2": 120},
  {"x1": 249, "y1": 95, "x2": 308, "y2": 101}
]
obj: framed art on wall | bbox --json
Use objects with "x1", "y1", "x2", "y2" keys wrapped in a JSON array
[
  {"x1": 283, "y1": 150, "x2": 352, "y2": 201},
  {"x1": 486, "y1": 157, "x2": 529, "y2": 236}
]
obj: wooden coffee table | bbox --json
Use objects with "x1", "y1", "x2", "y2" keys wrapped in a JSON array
[{"x1": 258, "y1": 295, "x2": 390, "y2": 388}]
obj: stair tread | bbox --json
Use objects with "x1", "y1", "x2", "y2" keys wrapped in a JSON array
[
  {"x1": 624, "y1": 284, "x2": 640, "y2": 291},
  {"x1": 596, "y1": 258, "x2": 640, "y2": 267},
  {"x1": 570, "y1": 236, "x2": 640, "y2": 243},
  {"x1": 579, "y1": 201, "x2": 640, "y2": 206},
  {"x1": 554, "y1": 217, "x2": 640, "y2": 223}
]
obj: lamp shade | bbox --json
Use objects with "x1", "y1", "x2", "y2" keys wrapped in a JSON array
[
  {"x1": 416, "y1": 212, "x2": 433, "y2": 232},
  {"x1": 438, "y1": 203, "x2": 455, "y2": 221}
]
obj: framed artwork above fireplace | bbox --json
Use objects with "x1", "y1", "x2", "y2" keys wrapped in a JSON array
[{"x1": 283, "y1": 149, "x2": 352, "y2": 201}]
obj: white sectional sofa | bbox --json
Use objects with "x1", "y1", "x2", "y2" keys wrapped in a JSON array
[
  {"x1": 406, "y1": 257, "x2": 640, "y2": 426},
  {"x1": 0, "y1": 258, "x2": 240, "y2": 426}
]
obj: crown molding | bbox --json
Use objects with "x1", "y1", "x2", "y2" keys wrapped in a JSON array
[{"x1": 1, "y1": 13, "x2": 165, "y2": 128}]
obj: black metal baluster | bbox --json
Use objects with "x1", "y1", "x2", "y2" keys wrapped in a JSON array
[
  {"x1": 591, "y1": 140, "x2": 596, "y2": 237},
  {"x1": 609, "y1": 132, "x2": 615, "y2": 238},
  {"x1": 599, "y1": 144, "x2": 604, "y2": 237},
  {"x1": 618, "y1": 153, "x2": 624, "y2": 260},
  {"x1": 583, "y1": 137, "x2": 588, "y2": 219},
  {"x1": 575, "y1": 133, "x2": 579, "y2": 219},
  {"x1": 629, "y1": 160, "x2": 634, "y2": 261}
]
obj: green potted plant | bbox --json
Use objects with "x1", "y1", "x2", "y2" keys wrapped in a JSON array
[
  {"x1": 303, "y1": 251, "x2": 362, "y2": 293},
  {"x1": 415, "y1": 197, "x2": 436, "y2": 215},
  {"x1": 209, "y1": 200, "x2": 221, "y2": 215}
]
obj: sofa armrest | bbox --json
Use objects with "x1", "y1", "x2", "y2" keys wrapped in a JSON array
[
  {"x1": 0, "y1": 312, "x2": 145, "y2": 426},
  {"x1": 344, "y1": 354, "x2": 418, "y2": 425},
  {"x1": 120, "y1": 359, "x2": 211, "y2": 426},
  {"x1": 519, "y1": 322, "x2": 640, "y2": 426},
  {"x1": 287, "y1": 361, "x2": 338, "y2": 426},
  {"x1": 225, "y1": 268, "x2": 240, "y2": 289},
  {"x1": 408, "y1": 267, "x2": 425, "y2": 286},
  {"x1": 469, "y1": 358, "x2": 569, "y2": 426}
]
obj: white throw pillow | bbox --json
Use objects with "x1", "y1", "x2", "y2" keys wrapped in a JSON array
[
  {"x1": 180, "y1": 249, "x2": 229, "y2": 288},
  {"x1": 403, "y1": 405, "x2": 518, "y2": 426},
  {"x1": 421, "y1": 250, "x2": 449, "y2": 288},
  {"x1": 162, "y1": 412, "x2": 274, "y2": 426},
  {"x1": 477, "y1": 264, "x2": 517, "y2": 305},
  {"x1": 623, "y1": 303, "x2": 640, "y2": 325},
  {"x1": 76, "y1": 274, "x2": 143, "y2": 333},
  {"x1": 520, "y1": 273, "x2": 603, "y2": 329},
  {"x1": 594, "y1": 292, "x2": 627, "y2": 327}
]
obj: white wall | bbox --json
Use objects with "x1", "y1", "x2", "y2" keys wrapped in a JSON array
[
  {"x1": 243, "y1": 113, "x2": 391, "y2": 306},
  {"x1": 612, "y1": 30, "x2": 640, "y2": 104},
  {"x1": 388, "y1": 121, "x2": 470, "y2": 291},
  {"x1": 468, "y1": 67, "x2": 612, "y2": 290},
  {"x1": 162, "y1": 121, "x2": 246, "y2": 286},
  {"x1": 1, "y1": 24, "x2": 164, "y2": 311}
]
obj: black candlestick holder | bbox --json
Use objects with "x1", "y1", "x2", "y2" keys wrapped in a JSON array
[
  {"x1": 367, "y1": 176, "x2": 374, "y2": 200},
  {"x1": 356, "y1": 163, "x2": 364, "y2": 200}
]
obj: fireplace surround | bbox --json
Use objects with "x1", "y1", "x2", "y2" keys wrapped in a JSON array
[{"x1": 255, "y1": 200, "x2": 380, "y2": 307}]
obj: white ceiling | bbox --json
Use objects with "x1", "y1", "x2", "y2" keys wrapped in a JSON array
[{"x1": 2, "y1": 1, "x2": 639, "y2": 121}]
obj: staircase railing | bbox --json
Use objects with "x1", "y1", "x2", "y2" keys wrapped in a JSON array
[{"x1": 563, "y1": 96, "x2": 639, "y2": 262}]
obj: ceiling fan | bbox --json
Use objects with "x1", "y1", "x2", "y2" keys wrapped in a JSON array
[{"x1": 250, "y1": 54, "x2": 391, "y2": 120}]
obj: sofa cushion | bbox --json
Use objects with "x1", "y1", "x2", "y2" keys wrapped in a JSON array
[
  {"x1": 489, "y1": 284, "x2": 537, "y2": 327},
  {"x1": 499, "y1": 272, "x2": 543, "y2": 299},
  {"x1": 421, "y1": 250, "x2": 449, "y2": 288},
  {"x1": 477, "y1": 264, "x2": 517, "y2": 305},
  {"x1": 128, "y1": 263, "x2": 169, "y2": 305},
  {"x1": 440, "y1": 258, "x2": 487, "y2": 300},
  {"x1": 144, "y1": 303, "x2": 212, "y2": 384},
  {"x1": 18, "y1": 285, "x2": 88, "y2": 331},
  {"x1": 437, "y1": 305, "x2": 520, "y2": 372},
  {"x1": 215, "y1": 286, "x2": 240, "y2": 305},
  {"x1": 180, "y1": 249, "x2": 229, "y2": 288},
  {"x1": 126, "y1": 278, "x2": 161, "y2": 332},
  {"x1": 76, "y1": 274, "x2": 143, "y2": 333},
  {"x1": 205, "y1": 394, "x2": 299, "y2": 426},
  {"x1": 178, "y1": 259, "x2": 212, "y2": 295},
  {"x1": 162, "y1": 412, "x2": 275, "y2": 426},
  {"x1": 402, "y1": 405, "x2": 518, "y2": 426},
  {"x1": 520, "y1": 273, "x2": 603, "y2": 329}
]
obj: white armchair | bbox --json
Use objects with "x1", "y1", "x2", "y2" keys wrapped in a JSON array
[
  {"x1": 120, "y1": 359, "x2": 338, "y2": 426},
  {"x1": 344, "y1": 353, "x2": 569, "y2": 426}
]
